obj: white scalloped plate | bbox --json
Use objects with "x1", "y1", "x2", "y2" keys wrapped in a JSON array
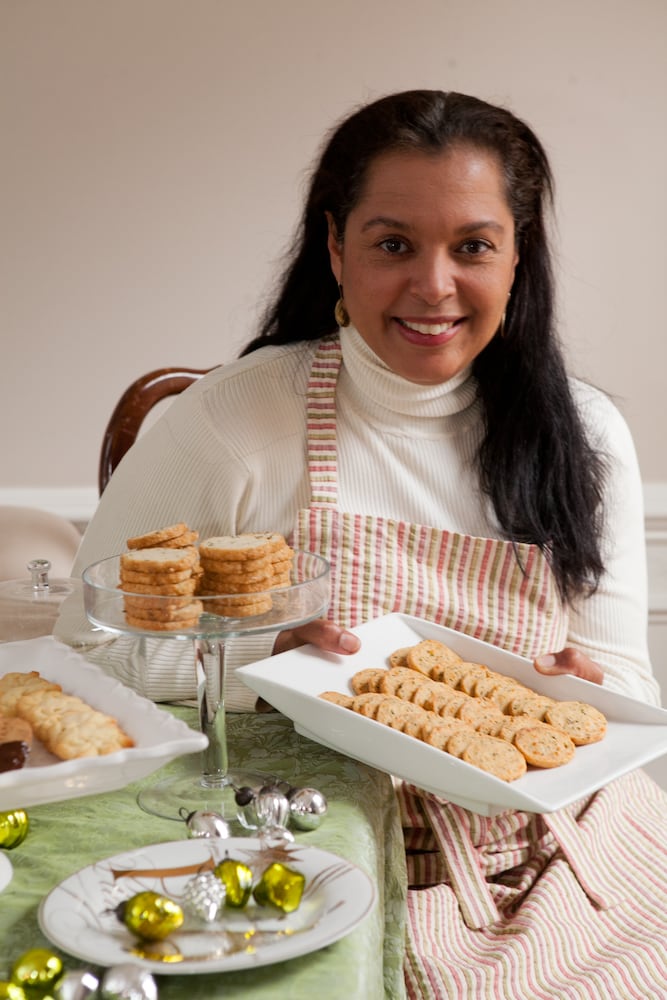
[
  {"x1": 0, "y1": 636, "x2": 207, "y2": 811},
  {"x1": 238, "y1": 613, "x2": 667, "y2": 816},
  {"x1": 39, "y1": 838, "x2": 376, "y2": 973}
]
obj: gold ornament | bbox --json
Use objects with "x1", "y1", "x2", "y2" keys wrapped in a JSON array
[
  {"x1": 0, "y1": 809, "x2": 29, "y2": 849},
  {"x1": 10, "y1": 948, "x2": 63, "y2": 992},
  {"x1": 117, "y1": 890, "x2": 184, "y2": 942}
]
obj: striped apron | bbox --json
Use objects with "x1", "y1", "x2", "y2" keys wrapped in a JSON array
[{"x1": 291, "y1": 337, "x2": 667, "y2": 999}]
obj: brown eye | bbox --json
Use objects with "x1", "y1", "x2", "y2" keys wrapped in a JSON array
[
  {"x1": 460, "y1": 239, "x2": 491, "y2": 255},
  {"x1": 379, "y1": 237, "x2": 408, "y2": 254}
]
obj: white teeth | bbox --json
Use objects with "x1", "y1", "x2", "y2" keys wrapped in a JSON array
[{"x1": 403, "y1": 320, "x2": 456, "y2": 336}]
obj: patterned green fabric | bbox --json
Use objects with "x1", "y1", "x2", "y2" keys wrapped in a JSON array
[{"x1": 0, "y1": 708, "x2": 407, "y2": 999}]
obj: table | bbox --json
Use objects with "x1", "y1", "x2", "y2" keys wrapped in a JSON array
[{"x1": 0, "y1": 708, "x2": 408, "y2": 999}]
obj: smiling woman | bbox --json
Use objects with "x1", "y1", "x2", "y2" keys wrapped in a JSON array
[
  {"x1": 57, "y1": 90, "x2": 667, "y2": 999},
  {"x1": 325, "y1": 146, "x2": 518, "y2": 385}
]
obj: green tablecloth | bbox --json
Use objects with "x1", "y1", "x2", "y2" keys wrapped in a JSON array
[{"x1": 0, "y1": 709, "x2": 407, "y2": 999}]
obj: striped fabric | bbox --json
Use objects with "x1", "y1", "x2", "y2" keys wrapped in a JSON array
[{"x1": 292, "y1": 337, "x2": 667, "y2": 998}]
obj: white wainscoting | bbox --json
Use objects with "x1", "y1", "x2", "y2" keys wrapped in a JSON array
[{"x1": 2, "y1": 484, "x2": 667, "y2": 786}]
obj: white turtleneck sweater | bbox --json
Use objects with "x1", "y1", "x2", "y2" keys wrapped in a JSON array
[{"x1": 56, "y1": 328, "x2": 659, "y2": 708}]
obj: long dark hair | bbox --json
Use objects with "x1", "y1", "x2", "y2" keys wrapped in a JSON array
[{"x1": 242, "y1": 90, "x2": 605, "y2": 602}]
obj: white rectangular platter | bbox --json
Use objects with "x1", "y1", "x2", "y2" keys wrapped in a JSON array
[
  {"x1": 0, "y1": 635, "x2": 207, "y2": 811},
  {"x1": 238, "y1": 613, "x2": 667, "y2": 816}
]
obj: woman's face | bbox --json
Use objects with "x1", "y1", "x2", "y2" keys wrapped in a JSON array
[{"x1": 327, "y1": 145, "x2": 519, "y2": 385}]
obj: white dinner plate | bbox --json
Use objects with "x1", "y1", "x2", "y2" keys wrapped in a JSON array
[
  {"x1": 0, "y1": 636, "x2": 207, "y2": 811},
  {"x1": 238, "y1": 613, "x2": 667, "y2": 816},
  {"x1": 38, "y1": 837, "x2": 376, "y2": 974},
  {"x1": 0, "y1": 852, "x2": 12, "y2": 893}
]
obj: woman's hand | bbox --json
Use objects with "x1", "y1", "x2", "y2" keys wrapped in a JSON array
[
  {"x1": 273, "y1": 618, "x2": 361, "y2": 656},
  {"x1": 534, "y1": 647, "x2": 604, "y2": 685}
]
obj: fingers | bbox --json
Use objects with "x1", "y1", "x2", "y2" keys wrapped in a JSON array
[
  {"x1": 534, "y1": 647, "x2": 604, "y2": 686},
  {"x1": 273, "y1": 618, "x2": 361, "y2": 656}
]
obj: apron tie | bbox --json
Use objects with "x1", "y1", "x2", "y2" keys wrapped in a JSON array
[
  {"x1": 543, "y1": 798, "x2": 625, "y2": 909},
  {"x1": 416, "y1": 788, "x2": 501, "y2": 929}
]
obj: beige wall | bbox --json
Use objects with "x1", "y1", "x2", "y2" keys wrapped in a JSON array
[{"x1": 2, "y1": 0, "x2": 666, "y2": 517}]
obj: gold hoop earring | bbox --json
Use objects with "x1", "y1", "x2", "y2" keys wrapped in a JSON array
[{"x1": 334, "y1": 285, "x2": 350, "y2": 328}]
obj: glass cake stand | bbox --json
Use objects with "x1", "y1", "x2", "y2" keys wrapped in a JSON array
[{"x1": 82, "y1": 551, "x2": 330, "y2": 820}]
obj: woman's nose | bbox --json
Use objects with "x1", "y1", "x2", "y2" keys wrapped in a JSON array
[{"x1": 409, "y1": 249, "x2": 456, "y2": 304}]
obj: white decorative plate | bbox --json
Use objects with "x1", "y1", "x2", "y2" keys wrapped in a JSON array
[
  {"x1": 38, "y1": 837, "x2": 376, "y2": 973},
  {"x1": 0, "y1": 636, "x2": 207, "y2": 811},
  {"x1": 0, "y1": 853, "x2": 12, "y2": 893},
  {"x1": 238, "y1": 613, "x2": 667, "y2": 816}
]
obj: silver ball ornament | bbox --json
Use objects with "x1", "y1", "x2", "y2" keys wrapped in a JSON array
[
  {"x1": 255, "y1": 785, "x2": 290, "y2": 828},
  {"x1": 181, "y1": 808, "x2": 230, "y2": 839},
  {"x1": 100, "y1": 963, "x2": 158, "y2": 1000},
  {"x1": 54, "y1": 970, "x2": 100, "y2": 1000},
  {"x1": 234, "y1": 785, "x2": 262, "y2": 830},
  {"x1": 258, "y1": 823, "x2": 295, "y2": 849},
  {"x1": 288, "y1": 787, "x2": 328, "y2": 830}
]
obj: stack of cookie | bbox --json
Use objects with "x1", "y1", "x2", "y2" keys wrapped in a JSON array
[
  {"x1": 198, "y1": 532, "x2": 294, "y2": 618},
  {"x1": 0, "y1": 670, "x2": 133, "y2": 760},
  {"x1": 120, "y1": 523, "x2": 203, "y2": 631}
]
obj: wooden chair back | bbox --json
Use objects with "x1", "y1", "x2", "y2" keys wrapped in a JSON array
[{"x1": 99, "y1": 367, "x2": 212, "y2": 494}]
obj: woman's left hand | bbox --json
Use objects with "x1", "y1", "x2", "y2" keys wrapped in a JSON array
[{"x1": 534, "y1": 648, "x2": 604, "y2": 685}]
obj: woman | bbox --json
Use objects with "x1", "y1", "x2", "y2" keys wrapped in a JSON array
[{"x1": 58, "y1": 91, "x2": 666, "y2": 996}]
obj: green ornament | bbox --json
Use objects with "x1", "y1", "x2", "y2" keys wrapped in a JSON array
[
  {"x1": 214, "y1": 857, "x2": 254, "y2": 908},
  {"x1": 10, "y1": 949, "x2": 63, "y2": 992},
  {"x1": 0, "y1": 809, "x2": 29, "y2": 849},
  {"x1": 253, "y1": 862, "x2": 305, "y2": 913},
  {"x1": 116, "y1": 890, "x2": 184, "y2": 941},
  {"x1": 0, "y1": 982, "x2": 26, "y2": 1000}
]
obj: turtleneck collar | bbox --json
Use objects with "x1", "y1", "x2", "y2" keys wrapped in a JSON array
[{"x1": 338, "y1": 326, "x2": 479, "y2": 421}]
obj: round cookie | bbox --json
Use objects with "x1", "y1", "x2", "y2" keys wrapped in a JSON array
[
  {"x1": 514, "y1": 725, "x2": 576, "y2": 768},
  {"x1": 126, "y1": 523, "x2": 189, "y2": 549},
  {"x1": 544, "y1": 701, "x2": 607, "y2": 745},
  {"x1": 461, "y1": 734, "x2": 528, "y2": 782}
]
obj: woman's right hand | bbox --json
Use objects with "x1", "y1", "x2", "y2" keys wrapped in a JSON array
[{"x1": 272, "y1": 617, "x2": 361, "y2": 656}]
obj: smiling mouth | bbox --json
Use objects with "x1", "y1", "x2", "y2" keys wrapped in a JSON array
[{"x1": 397, "y1": 319, "x2": 460, "y2": 336}]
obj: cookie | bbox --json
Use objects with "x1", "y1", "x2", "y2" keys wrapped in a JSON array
[
  {"x1": 0, "y1": 716, "x2": 33, "y2": 746},
  {"x1": 198, "y1": 590, "x2": 273, "y2": 618},
  {"x1": 200, "y1": 533, "x2": 286, "y2": 562},
  {"x1": 123, "y1": 599, "x2": 203, "y2": 623},
  {"x1": 508, "y1": 692, "x2": 556, "y2": 720},
  {"x1": 376, "y1": 696, "x2": 415, "y2": 731},
  {"x1": 457, "y1": 698, "x2": 505, "y2": 734},
  {"x1": 350, "y1": 668, "x2": 387, "y2": 694},
  {"x1": 120, "y1": 546, "x2": 199, "y2": 573},
  {"x1": 514, "y1": 725, "x2": 576, "y2": 768},
  {"x1": 461, "y1": 734, "x2": 527, "y2": 782},
  {"x1": 388, "y1": 646, "x2": 412, "y2": 669},
  {"x1": 351, "y1": 693, "x2": 388, "y2": 719},
  {"x1": 395, "y1": 675, "x2": 431, "y2": 702},
  {"x1": 544, "y1": 701, "x2": 607, "y2": 745},
  {"x1": 120, "y1": 566, "x2": 195, "y2": 585},
  {"x1": 445, "y1": 728, "x2": 480, "y2": 759},
  {"x1": 13, "y1": 685, "x2": 133, "y2": 759},
  {"x1": 126, "y1": 523, "x2": 189, "y2": 548},
  {"x1": 457, "y1": 663, "x2": 492, "y2": 695},
  {"x1": 125, "y1": 613, "x2": 201, "y2": 631},
  {"x1": 120, "y1": 578, "x2": 198, "y2": 596},
  {"x1": 423, "y1": 716, "x2": 473, "y2": 749},
  {"x1": 406, "y1": 639, "x2": 462, "y2": 677},
  {"x1": 0, "y1": 671, "x2": 61, "y2": 716},
  {"x1": 436, "y1": 692, "x2": 472, "y2": 718},
  {"x1": 319, "y1": 691, "x2": 354, "y2": 709},
  {"x1": 158, "y1": 530, "x2": 200, "y2": 548}
]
